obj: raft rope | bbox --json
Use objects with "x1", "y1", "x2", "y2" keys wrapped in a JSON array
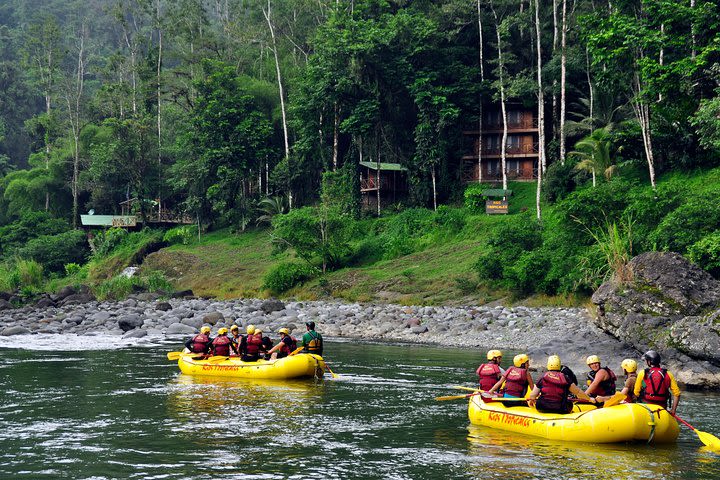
[{"x1": 635, "y1": 403, "x2": 657, "y2": 443}]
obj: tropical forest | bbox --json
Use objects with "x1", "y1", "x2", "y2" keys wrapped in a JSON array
[{"x1": 0, "y1": 0, "x2": 719, "y2": 304}]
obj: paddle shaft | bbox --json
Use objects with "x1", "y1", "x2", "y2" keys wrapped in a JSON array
[{"x1": 669, "y1": 412, "x2": 695, "y2": 430}]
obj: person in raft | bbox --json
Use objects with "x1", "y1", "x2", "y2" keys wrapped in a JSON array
[
  {"x1": 229, "y1": 325, "x2": 242, "y2": 354},
  {"x1": 241, "y1": 324, "x2": 263, "y2": 362},
  {"x1": 584, "y1": 355, "x2": 618, "y2": 402},
  {"x1": 619, "y1": 359, "x2": 638, "y2": 402},
  {"x1": 210, "y1": 327, "x2": 233, "y2": 357},
  {"x1": 476, "y1": 350, "x2": 505, "y2": 391},
  {"x1": 301, "y1": 321, "x2": 323, "y2": 356},
  {"x1": 634, "y1": 350, "x2": 681, "y2": 415},
  {"x1": 528, "y1": 355, "x2": 596, "y2": 413},
  {"x1": 254, "y1": 328, "x2": 274, "y2": 358},
  {"x1": 267, "y1": 328, "x2": 298, "y2": 360},
  {"x1": 487, "y1": 354, "x2": 534, "y2": 403},
  {"x1": 185, "y1": 326, "x2": 213, "y2": 355}
]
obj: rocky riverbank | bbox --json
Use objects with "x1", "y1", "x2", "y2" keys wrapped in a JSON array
[{"x1": 0, "y1": 294, "x2": 646, "y2": 384}]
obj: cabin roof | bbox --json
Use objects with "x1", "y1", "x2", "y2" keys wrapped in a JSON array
[{"x1": 359, "y1": 161, "x2": 408, "y2": 172}]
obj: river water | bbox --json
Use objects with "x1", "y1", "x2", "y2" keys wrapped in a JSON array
[{"x1": 1, "y1": 337, "x2": 719, "y2": 479}]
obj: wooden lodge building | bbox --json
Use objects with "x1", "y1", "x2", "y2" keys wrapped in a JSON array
[
  {"x1": 461, "y1": 105, "x2": 539, "y2": 183},
  {"x1": 359, "y1": 161, "x2": 408, "y2": 210}
]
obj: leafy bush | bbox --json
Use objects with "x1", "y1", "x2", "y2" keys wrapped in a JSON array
[
  {"x1": 434, "y1": 206, "x2": 466, "y2": 234},
  {"x1": 145, "y1": 270, "x2": 173, "y2": 292},
  {"x1": 542, "y1": 159, "x2": 582, "y2": 203},
  {"x1": 163, "y1": 225, "x2": 196, "y2": 245},
  {"x1": 0, "y1": 211, "x2": 70, "y2": 256},
  {"x1": 18, "y1": 230, "x2": 89, "y2": 273},
  {"x1": 648, "y1": 190, "x2": 720, "y2": 253},
  {"x1": 64, "y1": 263, "x2": 82, "y2": 276},
  {"x1": 15, "y1": 259, "x2": 44, "y2": 289},
  {"x1": 688, "y1": 231, "x2": 720, "y2": 278},
  {"x1": 94, "y1": 270, "x2": 173, "y2": 300},
  {"x1": 505, "y1": 250, "x2": 552, "y2": 296},
  {"x1": 464, "y1": 183, "x2": 494, "y2": 212},
  {"x1": 624, "y1": 183, "x2": 685, "y2": 251},
  {"x1": 91, "y1": 228, "x2": 128, "y2": 257},
  {"x1": 262, "y1": 262, "x2": 317, "y2": 294},
  {"x1": 475, "y1": 214, "x2": 543, "y2": 283}
]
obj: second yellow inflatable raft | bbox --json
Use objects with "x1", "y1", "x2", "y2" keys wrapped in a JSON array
[
  {"x1": 468, "y1": 395, "x2": 679, "y2": 444},
  {"x1": 177, "y1": 353, "x2": 326, "y2": 380}
]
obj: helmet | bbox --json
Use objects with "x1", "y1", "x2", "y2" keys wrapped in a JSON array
[
  {"x1": 513, "y1": 354, "x2": 529, "y2": 367},
  {"x1": 278, "y1": 327, "x2": 290, "y2": 335},
  {"x1": 487, "y1": 349, "x2": 503, "y2": 361},
  {"x1": 255, "y1": 328, "x2": 263, "y2": 335},
  {"x1": 230, "y1": 325, "x2": 239, "y2": 332},
  {"x1": 586, "y1": 355, "x2": 601, "y2": 366},
  {"x1": 621, "y1": 358, "x2": 637, "y2": 373},
  {"x1": 644, "y1": 350, "x2": 661, "y2": 367},
  {"x1": 200, "y1": 326, "x2": 211, "y2": 334},
  {"x1": 547, "y1": 355, "x2": 562, "y2": 371},
  {"x1": 246, "y1": 325, "x2": 256, "y2": 335},
  {"x1": 306, "y1": 321, "x2": 316, "y2": 330},
  {"x1": 217, "y1": 327, "x2": 228, "y2": 335}
]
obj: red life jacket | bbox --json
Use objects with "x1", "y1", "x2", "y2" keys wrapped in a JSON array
[
  {"x1": 503, "y1": 366, "x2": 529, "y2": 397},
  {"x1": 640, "y1": 367, "x2": 671, "y2": 406},
  {"x1": 211, "y1": 335, "x2": 232, "y2": 356},
  {"x1": 190, "y1": 334, "x2": 210, "y2": 353},
  {"x1": 587, "y1": 367, "x2": 617, "y2": 396},
  {"x1": 245, "y1": 333, "x2": 262, "y2": 356},
  {"x1": 539, "y1": 371, "x2": 570, "y2": 406},
  {"x1": 477, "y1": 363, "x2": 502, "y2": 391},
  {"x1": 280, "y1": 336, "x2": 298, "y2": 356}
]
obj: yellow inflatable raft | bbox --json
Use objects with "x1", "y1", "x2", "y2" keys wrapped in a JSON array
[
  {"x1": 468, "y1": 395, "x2": 679, "y2": 444},
  {"x1": 177, "y1": 354, "x2": 326, "y2": 380}
]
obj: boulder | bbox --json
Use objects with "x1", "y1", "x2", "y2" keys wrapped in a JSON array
[
  {"x1": 260, "y1": 298, "x2": 285, "y2": 314},
  {"x1": 56, "y1": 285, "x2": 77, "y2": 300},
  {"x1": 171, "y1": 289, "x2": 194, "y2": 299},
  {"x1": 118, "y1": 314, "x2": 144, "y2": 332},
  {"x1": 156, "y1": 302, "x2": 172, "y2": 312},
  {"x1": 202, "y1": 311, "x2": 224, "y2": 325},
  {"x1": 2, "y1": 326, "x2": 30, "y2": 336},
  {"x1": 123, "y1": 329, "x2": 148, "y2": 338},
  {"x1": 592, "y1": 251, "x2": 720, "y2": 388},
  {"x1": 166, "y1": 322, "x2": 197, "y2": 335},
  {"x1": 0, "y1": 299, "x2": 13, "y2": 311},
  {"x1": 60, "y1": 293, "x2": 96, "y2": 306},
  {"x1": 36, "y1": 297, "x2": 56, "y2": 308}
]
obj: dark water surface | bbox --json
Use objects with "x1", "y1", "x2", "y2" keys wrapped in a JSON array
[{"x1": 1, "y1": 337, "x2": 719, "y2": 479}]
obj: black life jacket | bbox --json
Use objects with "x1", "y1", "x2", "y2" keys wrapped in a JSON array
[
  {"x1": 477, "y1": 363, "x2": 502, "y2": 391},
  {"x1": 503, "y1": 366, "x2": 529, "y2": 397},
  {"x1": 280, "y1": 336, "x2": 298, "y2": 356},
  {"x1": 587, "y1": 367, "x2": 617, "y2": 396},
  {"x1": 245, "y1": 333, "x2": 262, "y2": 356},
  {"x1": 640, "y1": 367, "x2": 671, "y2": 406},
  {"x1": 538, "y1": 371, "x2": 570, "y2": 410},
  {"x1": 211, "y1": 335, "x2": 232, "y2": 356},
  {"x1": 190, "y1": 334, "x2": 210, "y2": 353}
]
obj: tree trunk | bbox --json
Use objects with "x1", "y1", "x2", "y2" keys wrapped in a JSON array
[
  {"x1": 333, "y1": 102, "x2": 339, "y2": 171},
  {"x1": 477, "y1": 0, "x2": 485, "y2": 82},
  {"x1": 559, "y1": 0, "x2": 567, "y2": 164},
  {"x1": 263, "y1": 0, "x2": 292, "y2": 208},
  {"x1": 691, "y1": 0, "x2": 696, "y2": 58},
  {"x1": 491, "y1": 3, "x2": 508, "y2": 191},
  {"x1": 631, "y1": 70, "x2": 656, "y2": 189},
  {"x1": 535, "y1": 0, "x2": 546, "y2": 175},
  {"x1": 431, "y1": 166, "x2": 437, "y2": 211},
  {"x1": 66, "y1": 24, "x2": 87, "y2": 229},
  {"x1": 478, "y1": 103, "x2": 483, "y2": 183},
  {"x1": 156, "y1": 14, "x2": 163, "y2": 204},
  {"x1": 586, "y1": 45, "x2": 594, "y2": 127}
]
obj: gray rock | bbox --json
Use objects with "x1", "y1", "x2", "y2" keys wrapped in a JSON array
[
  {"x1": 411, "y1": 325, "x2": 428, "y2": 334},
  {"x1": 118, "y1": 314, "x2": 144, "y2": 332},
  {"x1": 123, "y1": 329, "x2": 148, "y2": 338},
  {"x1": 60, "y1": 293, "x2": 95, "y2": 306},
  {"x1": 156, "y1": 302, "x2": 172, "y2": 311},
  {"x1": 202, "y1": 311, "x2": 224, "y2": 325},
  {"x1": 56, "y1": 286, "x2": 77, "y2": 300},
  {"x1": 0, "y1": 299, "x2": 13, "y2": 311},
  {"x1": 2, "y1": 326, "x2": 30, "y2": 336},
  {"x1": 90, "y1": 312, "x2": 112, "y2": 323},
  {"x1": 260, "y1": 298, "x2": 285, "y2": 314},
  {"x1": 166, "y1": 323, "x2": 197, "y2": 335}
]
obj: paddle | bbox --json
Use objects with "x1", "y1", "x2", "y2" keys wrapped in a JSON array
[
  {"x1": 166, "y1": 351, "x2": 203, "y2": 361},
  {"x1": 207, "y1": 355, "x2": 229, "y2": 363},
  {"x1": 323, "y1": 361, "x2": 339, "y2": 379},
  {"x1": 670, "y1": 412, "x2": 720, "y2": 451},
  {"x1": 601, "y1": 392, "x2": 626, "y2": 408},
  {"x1": 287, "y1": 346, "x2": 304, "y2": 357},
  {"x1": 452, "y1": 385, "x2": 480, "y2": 392}
]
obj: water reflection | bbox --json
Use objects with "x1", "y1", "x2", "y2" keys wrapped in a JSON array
[{"x1": 466, "y1": 424, "x2": 686, "y2": 479}]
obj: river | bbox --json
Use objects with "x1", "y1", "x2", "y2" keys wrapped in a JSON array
[{"x1": 1, "y1": 337, "x2": 719, "y2": 479}]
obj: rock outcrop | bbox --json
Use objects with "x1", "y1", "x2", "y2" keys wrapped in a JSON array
[{"x1": 592, "y1": 251, "x2": 720, "y2": 388}]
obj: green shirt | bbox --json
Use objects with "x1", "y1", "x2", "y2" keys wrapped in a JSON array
[{"x1": 302, "y1": 330, "x2": 323, "y2": 354}]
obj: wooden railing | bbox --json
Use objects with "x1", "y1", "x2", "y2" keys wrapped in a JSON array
[
  {"x1": 484, "y1": 117, "x2": 539, "y2": 130},
  {"x1": 479, "y1": 142, "x2": 540, "y2": 156}
]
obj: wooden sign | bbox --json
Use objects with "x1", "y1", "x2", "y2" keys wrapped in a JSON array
[
  {"x1": 486, "y1": 200, "x2": 509, "y2": 214},
  {"x1": 111, "y1": 216, "x2": 138, "y2": 227}
]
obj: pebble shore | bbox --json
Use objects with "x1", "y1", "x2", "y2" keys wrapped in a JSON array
[{"x1": 0, "y1": 295, "x2": 637, "y2": 374}]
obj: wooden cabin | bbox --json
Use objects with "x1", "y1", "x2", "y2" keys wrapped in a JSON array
[
  {"x1": 359, "y1": 161, "x2": 408, "y2": 210},
  {"x1": 461, "y1": 106, "x2": 539, "y2": 183}
]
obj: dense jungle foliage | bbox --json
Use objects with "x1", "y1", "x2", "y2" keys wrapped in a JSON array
[{"x1": 0, "y1": 0, "x2": 719, "y2": 300}]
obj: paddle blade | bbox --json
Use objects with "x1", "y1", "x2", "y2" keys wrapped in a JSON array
[
  {"x1": 602, "y1": 392, "x2": 626, "y2": 408},
  {"x1": 452, "y1": 385, "x2": 479, "y2": 392},
  {"x1": 207, "y1": 356, "x2": 229, "y2": 363},
  {"x1": 435, "y1": 394, "x2": 471, "y2": 401},
  {"x1": 696, "y1": 430, "x2": 720, "y2": 451},
  {"x1": 166, "y1": 351, "x2": 182, "y2": 361}
]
